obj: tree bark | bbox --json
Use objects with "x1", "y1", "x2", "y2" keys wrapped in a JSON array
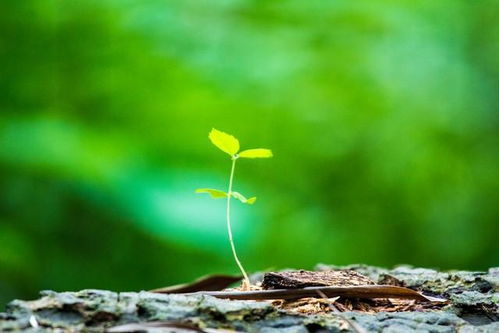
[{"x1": 1, "y1": 265, "x2": 497, "y2": 332}]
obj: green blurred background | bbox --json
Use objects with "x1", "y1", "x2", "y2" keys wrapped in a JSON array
[{"x1": 1, "y1": 0, "x2": 498, "y2": 307}]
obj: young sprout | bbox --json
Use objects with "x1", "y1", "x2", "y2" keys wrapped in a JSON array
[{"x1": 196, "y1": 128, "x2": 273, "y2": 290}]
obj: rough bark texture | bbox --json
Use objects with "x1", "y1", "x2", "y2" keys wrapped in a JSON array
[
  {"x1": 261, "y1": 270, "x2": 376, "y2": 289},
  {"x1": 1, "y1": 265, "x2": 497, "y2": 332}
]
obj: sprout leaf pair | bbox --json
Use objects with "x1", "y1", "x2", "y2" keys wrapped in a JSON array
[{"x1": 207, "y1": 128, "x2": 273, "y2": 159}]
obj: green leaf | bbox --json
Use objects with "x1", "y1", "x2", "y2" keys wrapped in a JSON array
[
  {"x1": 208, "y1": 128, "x2": 240, "y2": 156},
  {"x1": 231, "y1": 191, "x2": 257, "y2": 204},
  {"x1": 195, "y1": 188, "x2": 228, "y2": 199},
  {"x1": 238, "y1": 148, "x2": 273, "y2": 158},
  {"x1": 246, "y1": 197, "x2": 257, "y2": 204}
]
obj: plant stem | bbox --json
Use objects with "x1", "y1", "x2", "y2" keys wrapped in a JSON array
[{"x1": 226, "y1": 156, "x2": 250, "y2": 288}]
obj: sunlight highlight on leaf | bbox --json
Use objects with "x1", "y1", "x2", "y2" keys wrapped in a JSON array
[
  {"x1": 239, "y1": 149, "x2": 273, "y2": 158},
  {"x1": 195, "y1": 188, "x2": 228, "y2": 199},
  {"x1": 209, "y1": 128, "x2": 240, "y2": 156}
]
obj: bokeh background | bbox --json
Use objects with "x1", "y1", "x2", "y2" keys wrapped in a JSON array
[{"x1": 1, "y1": 0, "x2": 498, "y2": 307}]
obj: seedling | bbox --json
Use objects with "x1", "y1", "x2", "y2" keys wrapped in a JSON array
[{"x1": 196, "y1": 128, "x2": 273, "y2": 289}]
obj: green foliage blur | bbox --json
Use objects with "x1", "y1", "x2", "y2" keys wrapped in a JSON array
[{"x1": 1, "y1": 0, "x2": 498, "y2": 307}]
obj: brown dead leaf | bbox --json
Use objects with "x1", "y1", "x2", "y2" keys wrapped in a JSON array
[
  {"x1": 150, "y1": 274, "x2": 242, "y2": 294},
  {"x1": 186, "y1": 285, "x2": 446, "y2": 302}
]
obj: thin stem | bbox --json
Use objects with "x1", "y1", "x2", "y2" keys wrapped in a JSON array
[{"x1": 226, "y1": 156, "x2": 250, "y2": 288}]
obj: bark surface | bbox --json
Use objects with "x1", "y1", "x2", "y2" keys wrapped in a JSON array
[{"x1": 1, "y1": 265, "x2": 497, "y2": 332}]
